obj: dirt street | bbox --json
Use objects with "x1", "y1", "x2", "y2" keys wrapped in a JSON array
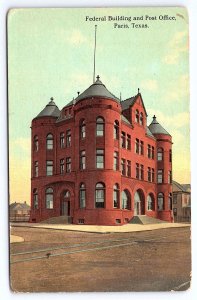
[{"x1": 10, "y1": 226, "x2": 191, "y2": 292}]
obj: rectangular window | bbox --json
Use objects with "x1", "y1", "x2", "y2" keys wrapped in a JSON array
[
  {"x1": 46, "y1": 160, "x2": 53, "y2": 176},
  {"x1": 96, "y1": 149, "x2": 104, "y2": 169},
  {"x1": 113, "y1": 189, "x2": 119, "y2": 208},
  {"x1": 33, "y1": 194, "x2": 38, "y2": 209},
  {"x1": 135, "y1": 139, "x2": 139, "y2": 154},
  {"x1": 113, "y1": 151, "x2": 119, "y2": 171},
  {"x1": 140, "y1": 141, "x2": 144, "y2": 155},
  {"x1": 157, "y1": 169, "x2": 163, "y2": 183},
  {"x1": 80, "y1": 190, "x2": 86, "y2": 208},
  {"x1": 152, "y1": 168, "x2": 155, "y2": 182},
  {"x1": 168, "y1": 170, "x2": 172, "y2": 183},
  {"x1": 152, "y1": 146, "x2": 155, "y2": 159},
  {"x1": 66, "y1": 157, "x2": 71, "y2": 173},
  {"x1": 169, "y1": 149, "x2": 172, "y2": 162},
  {"x1": 126, "y1": 134, "x2": 131, "y2": 150},
  {"x1": 173, "y1": 208, "x2": 177, "y2": 216},
  {"x1": 60, "y1": 132, "x2": 65, "y2": 148},
  {"x1": 60, "y1": 158, "x2": 64, "y2": 174},
  {"x1": 34, "y1": 137, "x2": 38, "y2": 152},
  {"x1": 66, "y1": 130, "x2": 71, "y2": 147},
  {"x1": 46, "y1": 194, "x2": 53, "y2": 209},
  {"x1": 173, "y1": 194, "x2": 177, "y2": 204},
  {"x1": 121, "y1": 159, "x2": 126, "y2": 176},
  {"x1": 147, "y1": 167, "x2": 151, "y2": 182},
  {"x1": 95, "y1": 189, "x2": 105, "y2": 208},
  {"x1": 140, "y1": 164, "x2": 144, "y2": 180},
  {"x1": 80, "y1": 150, "x2": 86, "y2": 170},
  {"x1": 127, "y1": 160, "x2": 131, "y2": 177},
  {"x1": 147, "y1": 144, "x2": 151, "y2": 158},
  {"x1": 121, "y1": 132, "x2": 126, "y2": 148},
  {"x1": 96, "y1": 123, "x2": 104, "y2": 136},
  {"x1": 34, "y1": 161, "x2": 38, "y2": 177},
  {"x1": 136, "y1": 163, "x2": 139, "y2": 179}
]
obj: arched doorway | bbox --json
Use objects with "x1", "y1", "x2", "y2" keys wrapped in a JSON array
[
  {"x1": 134, "y1": 189, "x2": 145, "y2": 215},
  {"x1": 60, "y1": 190, "x2": 71, "y2": 216}
]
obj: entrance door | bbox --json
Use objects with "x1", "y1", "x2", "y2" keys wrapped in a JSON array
[
  {"x1": 134, "y1": 190, "x2": 145, "y2": 215},
  {"x1": 60, "y1": 190, "x2": 71, "y2": 216},
  {"x1": 136, "y1": 201, "x2": 141, "y2": 215},
  {"x1": 61, "y1": 200, "x2": 70, "y2": 216}
]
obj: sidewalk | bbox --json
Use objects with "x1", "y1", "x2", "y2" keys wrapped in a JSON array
[
  {"x1": 11, "y1": 222, "x2": 190, "y2": 234},
  {"x1": 10, "y1": 235, "x2": 24, "y2": 243}
]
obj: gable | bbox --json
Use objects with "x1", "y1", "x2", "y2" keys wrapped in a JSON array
[{"x1": 132, "y1": 94, "x2": 148, "y2": 117}]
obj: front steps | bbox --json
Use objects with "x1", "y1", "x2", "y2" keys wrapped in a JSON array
[
  {"x1": 40, "y1": 215, "x2": 72, "y2": 224},
  {"x1": 129, "y1": 215, "x2": 167, "y2": 225}
]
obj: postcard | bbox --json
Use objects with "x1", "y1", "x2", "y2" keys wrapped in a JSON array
[{"x1": 8, "y1": 7, "x2": 191, "y2": 292}]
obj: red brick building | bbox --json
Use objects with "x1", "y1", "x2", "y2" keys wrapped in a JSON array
[{"x1": 30, "y1": 76, "x2": 173, "y2": 225}]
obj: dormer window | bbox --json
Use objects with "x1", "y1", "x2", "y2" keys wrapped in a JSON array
[
  {"x1": 135, "y1": 110, "x2": 139, "y2": 123},
  {"x1": 139, "y1": 112, "x2": 144, "y2": 125}
]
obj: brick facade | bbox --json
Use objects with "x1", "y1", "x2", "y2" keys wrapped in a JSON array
[{"x1": 30, "y1": 77, "x2": 173, "y2": 225}]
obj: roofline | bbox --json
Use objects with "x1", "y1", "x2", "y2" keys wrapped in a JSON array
[{"x1": 121, "y1": 93, "x2": 148, "y2": 116}]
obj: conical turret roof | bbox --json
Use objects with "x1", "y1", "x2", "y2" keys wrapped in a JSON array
[
  {"x1": 36, "y1": 98, "x2": 60, "y2": 118},
  {"x1": 74, "y1": 75, "x2": 119, "y2": 103},
  {"x1": 148, "y1": 115, "x2": 171, "y2": 136}
]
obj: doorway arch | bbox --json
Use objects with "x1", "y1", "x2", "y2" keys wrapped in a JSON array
[
  {"x1": 134, "y1": 189, "x2": 145, "y2": 215},
  {"x1": 60, "y1": 190, "x2": 71, "y2": 216}
]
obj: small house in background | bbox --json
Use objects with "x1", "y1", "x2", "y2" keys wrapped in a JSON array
[
  {"x1": 9, "y1": 201, "x2": 31, "y2": 222},
  {"x1": 172, "y1": 181, "x2": 191, "y2": 223}
]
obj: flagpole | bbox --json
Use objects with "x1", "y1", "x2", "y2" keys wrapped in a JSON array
[{"x1": 93, "y1": 25, "x2": 97, "y2": 83}]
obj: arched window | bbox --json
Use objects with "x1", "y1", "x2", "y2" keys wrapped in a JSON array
[
  {"x1": 46, "y1": 187, "x2": 53, "y2": 209},
  {"x1": 139, "y1": 112, "x2": 144, "y2": 125},
  {"x1": 80, "y1": 119, "x2": 86, "y2": 139},
  {"x1": 64, "y1": 190, "x2": 70, "y2": 198},
  {"x1": 113, "y1": 184, "x2": 119, "y2": 208},
  {"x1": 158, "y1": 193, "x2": 164, "y2": 211},
  {"x1": 168, "y1": 193, "x2": 172, "y2": 210},
  {"x1": 121, "y1": 190, "x2": 131, "y2": 210},
  {"x1": 79, "y1": 183, "x2": 86, "y2": 208},
  {"x1": 147, "y1": 194, "x2": 155, "y2": 211},
  {"x1": 46, "y1": 134, "x2": 53, "y2": 150},
  {"x1": 96, "y1": 117, "x2": 105, "y2": 136},
  {"x1": 157, "y1": 148, "x2": 163, "y2": 161},
  {"x1": 114, "y1": 120, "x2": 119, "y2": 139},
  {"x1": 95, "y1": 182, "x2": 105, "y2": 208},
  {"x1": 135, "y1": 110, "x2": 139, "y2": 123},
  {"x1": 33, "y1": 188, "x2": 38, "y2": 209},
  {"x1": 34, "y1": 135, "x2": 38, "y2": 151}
]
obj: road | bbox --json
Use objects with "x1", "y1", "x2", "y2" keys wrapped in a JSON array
[{"x1": 10, "y1": 226, "x2": 191, "y2": 292}]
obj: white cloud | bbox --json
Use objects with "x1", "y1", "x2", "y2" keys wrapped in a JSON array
[
  {"x1": 147, "y1": 109, "x2": 190, "y2": 130},
  {"x1": 163, "y1": 31, "x2": 188, "y2": 65},
  {"x1": 160, "y1": 74, "x2": 189, "y2": 103}
]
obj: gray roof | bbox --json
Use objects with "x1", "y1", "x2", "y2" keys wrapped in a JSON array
[
  {"x1": 121, "y1": 93, "x2": 148, "y2": 116},
  {"x1": 146, "y1": 126, "x2": 156, "y2": 139},
  {"x1": 121, "y1": 115, "x2": 131, "y2": 125},
  {"x1": 173, "y1": 181, "x2": 191, "y2": 193},
  {"x1": 10, "y1": 202, "x2": 30, "y2": 211},
  {"x1": 148, "y1": 115, "x2": 171, "y2": 136},
  {"x1": 36, "y1": 98, "x2": 60, "y2": 118},
  {"x1": 121, "y1": 96, "x2": 136, "y2": 110},
  {"x1": 74, "y1": 76, "x2": 120, "y2": 103}
]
